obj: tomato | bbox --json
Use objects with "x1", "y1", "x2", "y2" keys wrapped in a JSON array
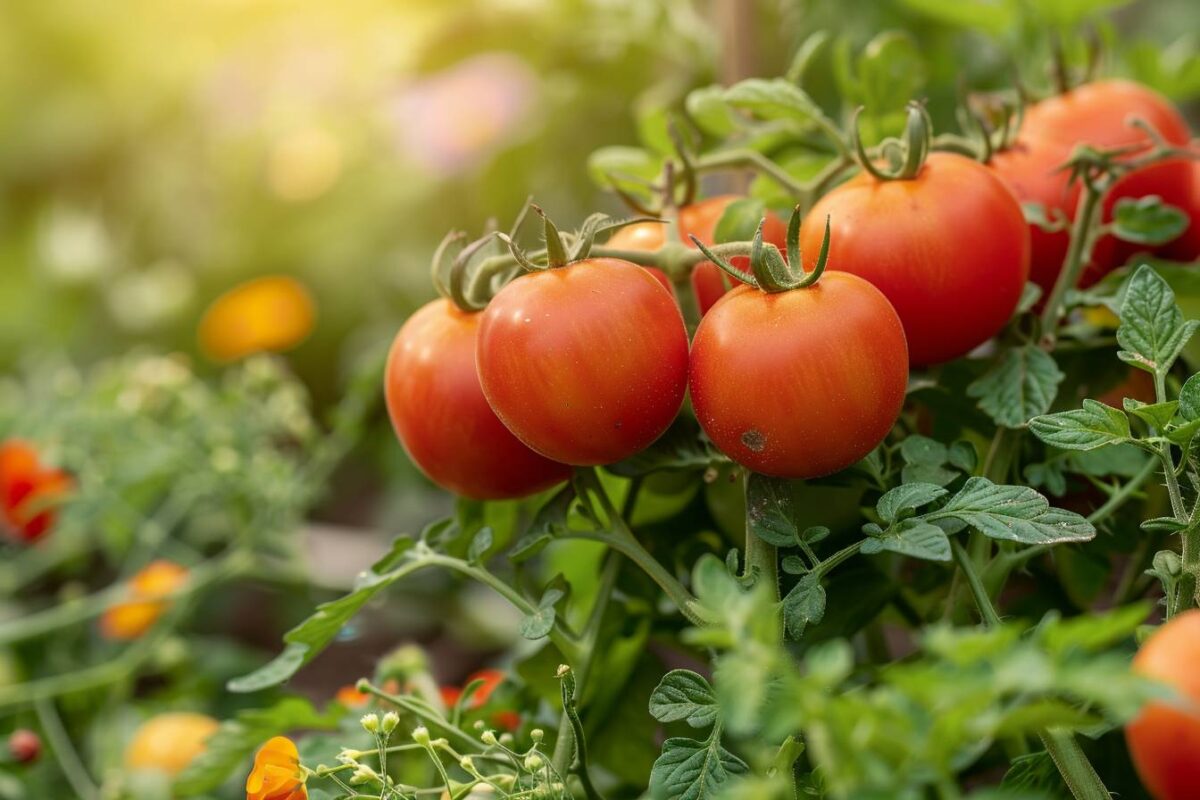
[
  {"x1": 385, "y1": 299, "x2": 570, "y2": 500},
  {"x1": 1160, "y1": 162, "x2": 1200, "y2": 263},
  {"x1": 606, "y1": 195, "x2": 788, "y2": 314},
  {"x1": 689, "y1": 272, "x2": 907, "y2": 478},
  {"x1": 125, "y1": 712, "x2": 219, "y2": 776},
  {"x1": 1126, "y1": 610, "x2": 1200, "y2": 800},
  {"x1": 1021, "y1": 80, "x2": 1193, "y2": 283},
  {"x1": 800, "y1": 152, "x2": 1029, "y2": 366},
  {"x1": 987, "y1": 136, "x2": 1080, "y2": 294},
  {"x1": 477, "y1": 258, "x2": 689, "y2": 465}
]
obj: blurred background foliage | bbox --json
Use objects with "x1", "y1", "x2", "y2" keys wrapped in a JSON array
[{"x1": 1, "y1": 0, "x2": 1198, "y2": 559}]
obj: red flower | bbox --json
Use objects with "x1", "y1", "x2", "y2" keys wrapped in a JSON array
[
  {"x1": 440, "y1": 668, "x2": 507, "y2": 711},
  {"x1": 491, "y1": 710, "x2": 521, "y2": 732},
  {"x1": 0, "y1": 440, "x2": 72, "y2": 543}
]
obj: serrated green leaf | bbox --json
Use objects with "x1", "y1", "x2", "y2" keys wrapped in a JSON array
[
  {"x1": 607, "y1": 417, "x2": 716, "y2": 477},
  {"x1": 782, "y1": 572, "x2": 826, "y2": 639},
  {"x1": 1029, "y1": 400, "x2": 1131, "y2": 451},
  {"x1": 1111, "y1": 196, "x2": 1189, "y2": 246},
  {"x1": 649, "y1": 670, "x2": 719, "y2": 728},
  {"x1": 1142, "y1": 516, "x2": 1187, "y2": 533},
  {"x1": 1117, "y1": 264, "x2": 1200, "y2": 376},
  {"x1": 899, "y1": 435, "x2": 948, "y2": 465},
  {"x1": 968, "y1": 346, "x2": 1065, "y2": 428},
  {"x1": 510, "y1": 484, "x2": 575, "y2": 563},
  {"x1": 901, "y1": 463, "x2": 960, "y2": 487},
  {"x1": 1178, "y1": 373, "x2": 1200, "y2": 421},
  {"x1": 1167, "y1": 417, "x2": 1200, "y2": 445},
  {"x1": 1123, "y1": 398, "x2": 1178, "y2": 431},
  {"x1": 948, "y1": 441, "x2": 979, "y2": 473},
  {"x1": 934, "y1": 478, "x2": 1096, "y2": 545},
  {"x1": 685, "y1": 85, "x2": 740, "y2": 137},
  {"x1": 745, "y1": 473, "x2": 799, "y2": 547},
  {"x1": 877, "y1": 483, "x2": 948, "y2": 523},
  {"x1": 519, "y1": 586, "x2": 564, "y2": 641},
  {"x1": 650, "y1": 736, "x2": 748, "y2": 800},
  {"x1": 467, "y1": 527, "x2": 493, "y2": 564},
  {"x1": 861, "y1": 519, "x2": 952, "y2": 562},
  {"x1": 1039, "y1": 603, "x2": 1150, "y2": 654},
  {"x1": 723, "y1": 78, "x2": 825, "y2": 126}
]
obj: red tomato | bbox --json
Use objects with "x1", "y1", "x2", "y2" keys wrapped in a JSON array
[
  {"x1": 1021, "y1": 80, "x2": 1193, "y2": 283},
  {"x1": 800, "y1": 152, "x2": 1030, "y2": 366},
  {"x1": 1159, "y1": 162, "x2": 1200, "y2": 263},
  {"x1": 606, "y1": 195, "x2": 788, "y2": 314},
  {"x1": 385, "y1": 299, "x2": 570, "y2": 499},
  {"x1": 1127, "y1": 610, "x2": 1200, "y2": 800},
  {"x1": 689, "y1": 272, "x2": 908, "y2": 478},
  {"x1": 477, "y1": 258, "x2": 689, "y2": 465},
  {"x1": 988, "y1": 136, "x2": 1080, "y2": 293}
]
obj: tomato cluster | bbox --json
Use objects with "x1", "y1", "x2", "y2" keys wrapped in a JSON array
[{"x1": 385, "y1": 79, "x2": 1197, "y2": 498}]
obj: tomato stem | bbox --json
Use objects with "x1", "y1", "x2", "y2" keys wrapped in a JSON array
[
  {"x1": 743, "y1": 472, "x2": 779, "y2": 601},
  {"x1": 1037, "y1": 173, "x2": 1104, "y2": 339}
]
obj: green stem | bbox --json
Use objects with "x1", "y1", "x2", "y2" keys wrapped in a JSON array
[
  {"x1": 0, "y1": 551, "x2": 249, "y2": 646},
  {"x1": 743, "y1": 473, "x2": 779, "y2": 601},
  {"x1": 952, "y1": 539, "x2": 1002, "y2": 628},
  {"x1": 35, "y1": 698, "x2": 99, "y2": 800},
  {"x1": 1040, "y1": 728, "x2": 1110, "y2": 800},
  {"x1": 1039, "y1": 178, "x2": 1104, "y2": 338}
]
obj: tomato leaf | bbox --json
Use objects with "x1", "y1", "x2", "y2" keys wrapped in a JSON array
[
  {"x1": 467, "y1": 527, "x2": 494, "y2": 565},
  {"x1": 723, "y1": 78, "x2": 826, "y2": 128},
  {"x1": 1122, "y1": 398, "x2": 1178, "y2": 431},
  {"x1": 1177, "y1": 372, "x2": 1200, "y2": 421},
  {"x1": 650, "y1": 735, "x2": 749, "y2": 800},
  {"x1": 519, "y1": 586, "x2": 565, "y2": 640},
  {"x1": 968, "y1": 346, "x2": 1064, "y2": 428},
  {"x1": 932, "y1": 478, "x2": 1095, "y2": 545},
  {"x1": 175, "y1": 698, "x2": 341, "y2": 795},
  {"x1": 862, "y1": 519, "x2": 952, "y2": 562},
  {"x1": 509, "y1": 484, "x2": 575, "y2": 563},
  {"x1": 1029, "y1": 400, "x2": 1132, "y2": 451},
  {"x1": 649, "y1": 670, "x2": 719, "y2": 729},
  {"x1": 1111, "y1": 195, "x2": 1189, "y2": 246},
  {"x1": 1117, "y1": 264, "x2": 1200, "y2": 377},
  {"x1": 685, "y1": 85, "x2": 740, "y2": 137},
  {"x1": 782, "y1": 572, "x2": 827, "y2": 639},
  {"x1": 745, "y1": 473, "x2": 800, "y2": 547},
  {"x1": 876, "y1": 483, "x2": 947, "y2": 524},
  {"x1": 606, "y1": 417, "x2": 718, "y2": 477}
]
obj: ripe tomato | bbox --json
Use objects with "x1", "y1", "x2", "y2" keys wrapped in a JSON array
[
  {"x1": 987, "y1": 136, "x2": 1080, "y2": 294},
  {"x1": 385, "y1": 299, "x2": 570, "y2": 500},
  {"x1": 607, "y1": 195, "x2": 788, "y2": 314},
  {"x1": 477, "y1": 258, "x2": 689, "y2": 465},
  {"x1": 1160, "y1": 161, "x2": 1200, "y2": 263},
  {"x1": 800, "y1": 152, "x2": 1029, "y2": 366},
  {"x1": 1021, "y1": 80, "x2": 1193, "y2": 283},
  {"x1": 0, "y1": 439, "x2": 72, "y2": 543},
  {"x1": 689, "y1": 272, "x2": 908, "y2": 478},
  {"x1": 124, "y1": 712, "x2": 219, "y2": 776},
  {"x1": 1127, "y1": 610, "x2": 1200, "y2": 800}
]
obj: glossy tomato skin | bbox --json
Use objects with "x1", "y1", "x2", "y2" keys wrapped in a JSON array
[
  {"x1": 607, "y1": 196, "x2": 788, "y2": 314},
  {"x1": 988, "y1": 137, "x2": 1080, "y2": 293},
  {"x1": 689, "y1": 272, "x2": 908, "y2": 478},
  {"x1": 1127, "y1": 610, "x2": 1200, "y2": 800},
  {"x1": 1159, "y1": 162, "x2": 1200, "y2": 262},
  {"x1": 385, "y1": 299, "x2": 570, "y2": 499},
  {"x1": 1021, "y1": 80, "x2": 1194, "y2": 282},
  {"x1": 476, "y1": 258, "x2": 689, "y2": 465},
  {"x1": 800, "y1": 152, "x2": 1030, "y2": 366}
]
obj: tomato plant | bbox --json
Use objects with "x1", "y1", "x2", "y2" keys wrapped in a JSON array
[{"x1": 5, "y1": 8, "x2": 1200, "y2": 800}]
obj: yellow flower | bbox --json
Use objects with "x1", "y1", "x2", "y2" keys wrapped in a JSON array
[
  {"x1": 198, "y1": 276, "x2": 316, "y2": 363},
  {"x1": 124, "y1": 712, "x2": 219, "y2": 776},
  {"x1": 246, "y1": 736, "x2": 307, "y2": 800},
  {"x1": 100, "y1": 560, "x2": 189, "y2": 641}
]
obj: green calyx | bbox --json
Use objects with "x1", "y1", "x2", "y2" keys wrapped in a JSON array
[
  {"x1": 852, "y1": 101, "x2": 932, "y2": 181},
  {"x1": 689, "y1": 206, "x2": 830, "y2": 294},
  {"x1": 956, "y1": 90, "x2": 1026, "y2": 164}
]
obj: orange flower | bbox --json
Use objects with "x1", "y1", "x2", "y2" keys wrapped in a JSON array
[
  {"x1": 335, "y1": 685, "x2": 369, "y2": 708},
  {"x1": 100, "y1": 560, "x2": 190, "y2": 640},
  {"x1": 198, "y1": 276, "x2": 315, "y2": 363},
  {"x1": 0, "y1": 439, "x2": 72, "y2": 543},
  {"x1": 124, "y1": 712, "x2": 219, "y2": 776},
  {"x1": 246, "y1": 736, "x2": 307, "y2": 800}
]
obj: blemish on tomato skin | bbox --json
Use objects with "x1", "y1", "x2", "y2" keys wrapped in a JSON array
[{"x1": 741, "y1": 429, "x2": 766, "y2": 452}]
